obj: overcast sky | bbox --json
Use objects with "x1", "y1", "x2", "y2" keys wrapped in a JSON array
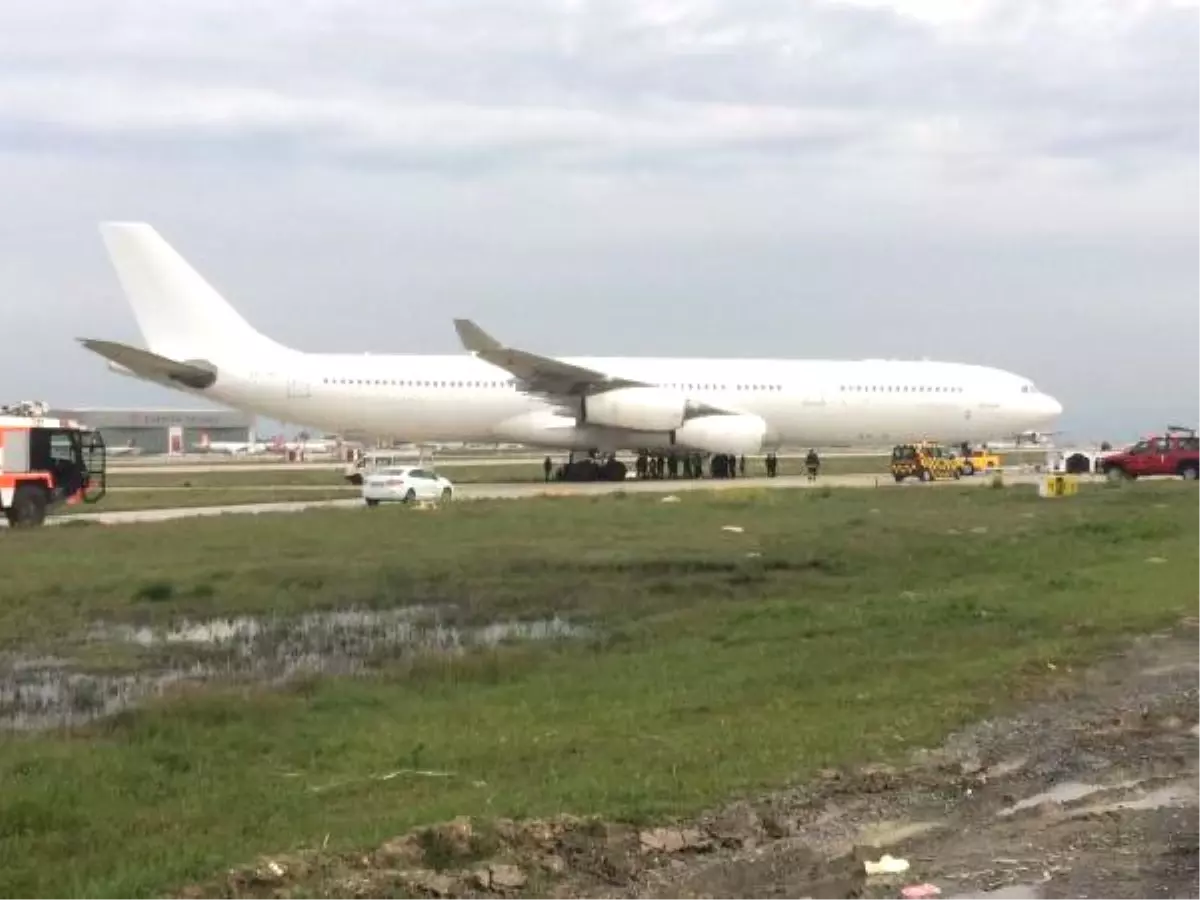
[{"x1": 1, "y1": 0, "x2": 1195, "y2": 442}]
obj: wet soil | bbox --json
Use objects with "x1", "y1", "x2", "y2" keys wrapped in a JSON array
[
  {"x1": 0, "y1": 608, "x2": 588, "y2": 730},
  {"x1": 192, "y1": 626, "x2": 1198, "y2": 899}
]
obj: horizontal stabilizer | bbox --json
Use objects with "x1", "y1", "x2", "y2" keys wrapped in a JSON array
[{"x1": 78, "y1": 338, "x2": 217, "y2": 390}]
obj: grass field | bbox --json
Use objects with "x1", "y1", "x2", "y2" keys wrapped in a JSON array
[
  {"x1": 106, "y1": 450, "x2": 1048, "y2": 489},
  {"x1": 0, "y1": 480, "x2": 1194, "y2": 897},
  {"x1": 55, "y1": 486, "x2": 358, "y2": 514}
]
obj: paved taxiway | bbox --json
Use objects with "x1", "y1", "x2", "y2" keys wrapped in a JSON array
[
  {"x1": 43, "y1": 470, "x2": 1078, "y2": 527},
  {"x1": 108, "y1": 449, "x2": 951, "y2": 476}
]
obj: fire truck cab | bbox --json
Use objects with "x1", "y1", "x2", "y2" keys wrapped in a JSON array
[{"x1": 0, "y1": 401, "x2": 107, "y2": 528}]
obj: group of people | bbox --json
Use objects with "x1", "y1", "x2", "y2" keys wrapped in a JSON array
[
  {"x1": 538, "y1": 448, "x2": 822, "y2": 482},
  {"x1": 631, "y1": 449, "x2": 818, "y2": 481},
  {"x1": 634, "y1": 450, "x2": 712, "y2": 480}
]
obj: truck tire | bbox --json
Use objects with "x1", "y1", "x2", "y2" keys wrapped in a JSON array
[
  {"x1": 962, "y1": 461, "x2": 975, "y2": 476},
  {"x1": 919, "y1": 469, "x2": 933, "y2": 483},
  {"x1": 1180, "y1": 462, "x2": 1199, "y2": 481},
  {"x1": 6, "y1": 483, "x2": 48, "y2": 528},
  {"x1": 1105, "y1": 465, "x2": 1130, "y2": 482}
]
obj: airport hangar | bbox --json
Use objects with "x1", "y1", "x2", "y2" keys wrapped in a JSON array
[{"x1": 48, "y1": 407, "x2": 255, "y2": 455}]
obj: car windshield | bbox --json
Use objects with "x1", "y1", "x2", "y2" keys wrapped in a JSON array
[{"x1": 378, "y1": 467, "x2": 411, "y2": 476}]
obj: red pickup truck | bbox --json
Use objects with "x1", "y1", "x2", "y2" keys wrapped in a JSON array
[{"x1": 1101, "y1": 427, "x2": 1199, "y2": 481}]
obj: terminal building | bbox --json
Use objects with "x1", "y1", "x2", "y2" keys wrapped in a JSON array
[{"x1": 49, "y1": 407, "x2": 255, "y2": 456}]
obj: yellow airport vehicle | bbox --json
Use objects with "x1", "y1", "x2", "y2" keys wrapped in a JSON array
[
  {"x1": 959, "y1": 448, "x2": 1002, "y2": 476},
  {"x1": 890, "y1": 442, "x2": 962, "y2": 483}
]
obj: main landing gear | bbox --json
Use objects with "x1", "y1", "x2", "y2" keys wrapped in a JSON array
[{"x1": 553, "y1": 451, "x2": 628, "y2": 482}]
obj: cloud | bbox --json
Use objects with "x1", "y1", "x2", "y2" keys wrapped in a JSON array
[
  {"x1": 0, "y1": 0, "x2": 1194, "y2": 177},
  {"x1": 0, "y1": 0, "x2": 1194, "y2": 440}
]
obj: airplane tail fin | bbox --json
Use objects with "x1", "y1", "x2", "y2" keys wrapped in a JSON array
[{"x1": 98, "y1": 222, "x2": 291, "y2": 362}]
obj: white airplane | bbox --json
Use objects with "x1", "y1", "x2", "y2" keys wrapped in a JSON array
[
  {"x1": 270, "y1": 436, "x2": 339, "y2": 455},
  {"x1": 80, "y1": 222, "x2": 1063, "y2": 460},
  {"x1": 192, "y1": 433, "x2": 271, "y2": 455}
]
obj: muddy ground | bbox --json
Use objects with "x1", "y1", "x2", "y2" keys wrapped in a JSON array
[{"x1": 197, "y1": 626, "x2": 1199, "y2": 899}]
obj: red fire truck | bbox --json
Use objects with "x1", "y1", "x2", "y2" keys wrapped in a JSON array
[{"x1": 0, "y1": 401, "x2": 107, "y2": 527}]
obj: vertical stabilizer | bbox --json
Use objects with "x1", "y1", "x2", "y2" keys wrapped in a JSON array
[{"x1": 98, "y1": 222, "x2": 291, "y2": 362}]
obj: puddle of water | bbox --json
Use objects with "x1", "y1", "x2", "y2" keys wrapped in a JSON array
[
  {"x1": 1073, "y1": 780, "x2": 1197, "y2": 816},
  {"x1": 983, "y1": 757, "x2": 1027, "y2": 780},
  {"x1": 857, "y1": 820, "x2": 942, "y2": 847},
  {"x1": 2, "y1": 608, "x2": 590, "y2": 732},
  {"x1": 997, "y1": 779, "x2": 1142, "y2": 817},
  {"x1": 1, "y1": 661, "x2": 216, "y2": 732},
  {"x1": 1139, "y1": 661, "x2": 1199, "y2": 677},
  {"x1": 969, "y1": 882, "x2": 1046, "y2": 899},
  {"x1": 993, "y1": 777, "x2": 1152, "y2": 820}
]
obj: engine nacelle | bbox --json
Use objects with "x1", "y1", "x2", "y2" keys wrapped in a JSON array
[
  {"x1": 491, "y1": 410, "x2": 668, "y2": 451},
  {"x1": 672, "y1": 414, "x2": 768, "y2": 455},
  {"x1": 583, "y1": 387, "x2": 688, "y2": 432}
]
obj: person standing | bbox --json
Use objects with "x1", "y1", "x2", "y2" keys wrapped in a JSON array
[{"x1": 805, "y1": 449, "x2": 820, "y2": 482}]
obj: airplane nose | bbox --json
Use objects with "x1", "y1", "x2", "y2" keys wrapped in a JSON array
[{"x1": 1041, "y1": 394, "x2": 1063, "y2": 420}]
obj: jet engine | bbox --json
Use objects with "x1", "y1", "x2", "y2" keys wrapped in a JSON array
[
  {"x1": 492, "y1": 410, "x2": 666, "y2": 450},
  {"x1": 671, "y1": 413, "x2": 768, "y2": 455},
  {"x1": 582, "y1": 387, "x2": 688, "y2": 432}
]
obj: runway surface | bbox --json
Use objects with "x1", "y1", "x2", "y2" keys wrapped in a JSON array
[
  {"x1": 107, "y1": 448, "x2": 1008, "y2": 476},
  {"x1": 43, "y1": 470, "x2": 1073, "y2": 527}
]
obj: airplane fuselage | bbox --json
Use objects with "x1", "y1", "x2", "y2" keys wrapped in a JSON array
[{"x1": 171, "y1": 349, "x2": 1061, "y2": 451}]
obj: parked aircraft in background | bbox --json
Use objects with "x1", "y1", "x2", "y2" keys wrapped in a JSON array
[
  {"x1": 81, "y1": 222, "x2": 1063, "y2": 458},
  {"x1": 193, "y1": 433, "x2": 271, "y2": 455}
]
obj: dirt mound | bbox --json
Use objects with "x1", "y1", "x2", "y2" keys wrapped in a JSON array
[{"x1": 180, "y1": 802, "x2": 868, "y2": 899}]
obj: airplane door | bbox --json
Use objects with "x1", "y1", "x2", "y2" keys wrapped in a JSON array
[{"x1": 287, "y1": 379, "x2": 312, "y2": 399}]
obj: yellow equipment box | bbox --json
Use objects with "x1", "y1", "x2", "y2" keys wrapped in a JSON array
[{"x1": 1039, "y1": 474, "x2": 1079, "y2": 498}]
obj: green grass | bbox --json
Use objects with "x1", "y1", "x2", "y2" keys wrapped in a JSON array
[
  {"x1": 106, "y1": 468, "x2": 349, "y2": 488},
  {"x1": 0, "y1": 480, "x2": 1194, "y2": 897},
  {"x1": 54, "y1": 487, "x2": 357, "y2": 514},
  {"x1": 105, "y1": 450, "x2": 1047, "y2": 489}
]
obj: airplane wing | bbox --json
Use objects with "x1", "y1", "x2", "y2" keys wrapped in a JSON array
[
  {"x1": 452, "y1": 319, "x2": 742, "y2": 418},
  {"x1": 78, "y1": 338, "x2": 217, "y2": 390},
  {"x1": 453, "y1": 319, "x2": 647, "y2": 397}
]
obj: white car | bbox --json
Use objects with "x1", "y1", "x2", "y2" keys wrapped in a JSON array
[{"x1": 362, "y1": 466, "x2": 455, "y2": 506}]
